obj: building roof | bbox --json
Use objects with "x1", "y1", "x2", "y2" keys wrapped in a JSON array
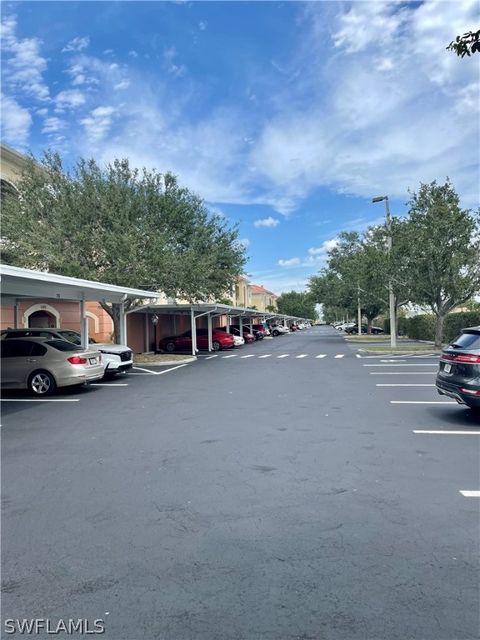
[{"x1": 250, "y1": 283, "x2": 276, "y2": 296}]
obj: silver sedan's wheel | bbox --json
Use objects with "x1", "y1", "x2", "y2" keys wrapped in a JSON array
[{"x1": 29, "y1": 371, "x2": 56, "y2": 396}]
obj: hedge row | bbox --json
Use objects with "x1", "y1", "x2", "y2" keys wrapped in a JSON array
[{"x1": 383, "y1": 311, "x2": 480, "y2": 343}]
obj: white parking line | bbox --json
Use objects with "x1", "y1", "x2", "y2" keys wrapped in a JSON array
[
  {"x1": 1, "y1": 398, "x2": 80, "y2": 402},
  {"x1": 414, "y1": 430, "x2": 480, "y2": 435},
  {"x1": 240, "y1": 354, "x2": 255, "y2": 358},
  {"x1": 222, "y1": 354, "x2": 237, "y2": 359},
  {"x1": 258, "y1": 354, "x2": 272, "y2": 359},
  {"x1": 296, "y1": 354, "x2": 308, "y2": 358},
  {"x1": 376, "y1": 383, "x2": 435, "y2": 387},
  {"x1": 277, "y1": 354, "x2": 289, "y2": 358},
  {"x1": 459, "y1": 491, "x2": 480, "y2": 497},
  {"x1": 334, "y1": 354, "x2": 345, "y2": 359},
  {"x1": 133, "y1": 366, "x2": 159, "y2": 374},
  {"x1": 156, "y1": 364, "x2": 188, "y2": 375},
  {"x1": 91, "y1": 383, "x2": 129, "y2": 387},
  {"x1": 316, "y1": 354, "x2": 327, "y2": 359},
  {"x1": 381, "y1": 359, "x2": 406, "y2": 363},
  {"x1": 205, "y1": 354, "x2": 218, "y2": 360},
  {"x1": 364, "y1": 364, "x2": 438, "y2": 367},
  {"x1": 370, "y1": 372, "x2": 435, "y2": 375},
  {"x1": 391, "y1": 400, "x2": 455, "y2": 404}
]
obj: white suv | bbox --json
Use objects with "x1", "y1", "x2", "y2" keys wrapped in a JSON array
[
  {"x1": 269, "y1": 324, "x2": 290, "y2": 336},
  {"x1": 1, "y1": 328, "x2": 133, "y2": 376}
]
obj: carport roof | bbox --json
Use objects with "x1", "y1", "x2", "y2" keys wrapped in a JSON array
[
  {"x1": 0, "y1": 264, "x2": 158, "y2": 303},
  {"x1": 138, "y1": 302, "x2": 308, "y2": 322}
]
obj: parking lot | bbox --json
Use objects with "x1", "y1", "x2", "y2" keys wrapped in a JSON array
[{"x1": 2, "y1": 326, "x2": 479, "y2": 639}]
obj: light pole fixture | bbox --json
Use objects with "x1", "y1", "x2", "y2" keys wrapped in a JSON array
[{"x1": 372, "y1": 195, "x2": 397, "y2": 349}]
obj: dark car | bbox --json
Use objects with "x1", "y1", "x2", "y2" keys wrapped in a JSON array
[
  {"x1": 158, "y1": 329, "x2": 235, "y2": 353},
  {"x1": 436, "y1": 326, "x2": 480, "y2": 410},
  {"x1": 344, "y1": 324, "x2": 384, "y2": 335}
]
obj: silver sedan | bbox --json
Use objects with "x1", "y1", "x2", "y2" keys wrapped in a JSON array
[{"x1": 1, "y1": 337, "x2": 104, "y2": 396}]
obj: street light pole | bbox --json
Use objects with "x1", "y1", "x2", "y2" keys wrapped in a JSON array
[
  {"x1": 372, "y1": 195, "x2": 397, "y2": 349},
  {"x1": 357, "y1": 285, "x2": 362, "y2": 336}
]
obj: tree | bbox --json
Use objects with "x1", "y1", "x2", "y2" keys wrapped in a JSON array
[
  {"x1": 402, "y1": 179, "x2": 480, "y2": 347},
  {"x1": 265, "y1": 304, "x2": 277, "y2": 312},
  {"x1": 1, "y1": 152, "x2": 246, "y2": 340},
  {"x1": 276, "y1": 291, "x2": 316, "y2": 319},
  {"x1": 447, "y1": 30, "x2": 480, "y2": 57}
]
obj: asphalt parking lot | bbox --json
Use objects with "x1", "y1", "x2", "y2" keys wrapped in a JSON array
[{"x1": 2, "y1": 326, "x2": 479, "y2": 639}]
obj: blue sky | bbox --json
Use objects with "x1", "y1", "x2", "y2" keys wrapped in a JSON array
[{"x1": 2, "y1": 1, "x2": 479, "y2": 294}]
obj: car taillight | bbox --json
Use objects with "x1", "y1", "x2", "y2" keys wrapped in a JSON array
[
  {"x1": 68, "y1": 355, "x2": 87, "y2": 364},
  {"x1": 460, "y1": 388, "x2": 480, "y2": 396},
  {"x1": 443, "y1": 353, "x2": 480, "y2": 364}
]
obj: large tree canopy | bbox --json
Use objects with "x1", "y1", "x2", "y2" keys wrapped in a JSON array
[
  {"x1": 2, "y1": 152, "x2": 246, "y2": 338},
  {"x1": 276, "y1": 291, "x2": 317, "y2": 319}
]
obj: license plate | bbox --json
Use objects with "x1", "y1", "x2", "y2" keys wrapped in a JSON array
[
  {"x1": 89, "y1": 357, "x2": 97, "y2": 365},
  {"x1": 444, "y1": 363, "x2": 452, "y2": 373}
]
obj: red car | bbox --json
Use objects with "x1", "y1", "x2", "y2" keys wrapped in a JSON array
[
  {"x1": 159, "y1": 329, "x2": 235, "y2": 353},
  {"x1": 219, "y1": 326, "x2": 256, "y2": 344}
]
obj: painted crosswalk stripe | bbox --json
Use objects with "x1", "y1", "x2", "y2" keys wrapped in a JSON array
[
  {"x1": 364, "y1": 363, "x2": 437, "y2": 367},
  {"x1": 390, "y1": 400, "x2": 455, "y2": 405},
  {"x1": 277, "y1": 354, "x2": 289, "y2": 358},
  {"x1": 414, "y1": 430, "x2": 480, "y2": 435},
  {"x1": 459, "y1": 491, "x2": 480, "y2": 497},
  {"x1": 370, "y1": 372, "x2": 435, "y2": 375},
  {"x1": 222, "y1": 354, "x2": 237, "y2": 358},
  {"x1": 296, "y1": 354, "x2": 308, "y2": 359},
  {"x1": 240, "y1": 354, "x2": 255, "y2": 358},
  {"x1": 316, "y1": 354, "x2": 327, "y2": 359},
  {"x1": 1, "y1": 398, "x2": 80, "y2": 402},
  {"x1": 334, "y1": 354, "x2": 345, "y2": 359},
  {"x1": 376, "y1": 383, "x2": 435, "y2": 387},
  {"x1": 258, "y1": 354, "x2": 272, "y2": 359}
]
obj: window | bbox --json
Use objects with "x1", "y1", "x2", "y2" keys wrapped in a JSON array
[
  {"x1": 58, "y1": 331, "x2": 82, "y2": 345},
  {"x1": 47, "y1": 340, "x2": 83, "y2": 352},
  {"x1": 451, "y1": 331, "x2": 480, "y2": 350},
  {"x1": 30, "y1": 343, "x2": 48, "y2": 356},
  {"x1": 0, "y1": 340, "x2": 34, "y2": 357}
]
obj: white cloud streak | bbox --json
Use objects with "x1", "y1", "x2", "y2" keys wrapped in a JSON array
[{"x1": 254, "y1": 216, "x2": 280, "y2": 228}]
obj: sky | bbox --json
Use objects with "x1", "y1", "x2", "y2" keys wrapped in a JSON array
[{"x1": 1, "y1": 1, "x2": 479, "y2": 294}]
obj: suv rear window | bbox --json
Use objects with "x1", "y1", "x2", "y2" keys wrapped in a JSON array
[
  {"x1": 450, "y1": 331, "x2": 480, "y2": 350},
  {"x1": 47, "y1": 340, "x2": 83, "y2": 352}
]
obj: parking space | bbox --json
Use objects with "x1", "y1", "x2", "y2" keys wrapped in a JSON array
[{"x1": 2, "y1": 325, "x2": 479, "y2": 639}]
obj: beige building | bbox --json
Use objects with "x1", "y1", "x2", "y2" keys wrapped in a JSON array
[
  {"x1": 232, "y1": 274, "x2": 252, "y2": 308},
  {"x1": 249, "y1": 284, "x2": 278, "y2": 312}
]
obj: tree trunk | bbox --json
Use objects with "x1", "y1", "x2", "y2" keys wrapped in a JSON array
[
  {"x1": 99, "y1": 301, "x2": 121, "y2": 344},
  {"x1": 434, "y1": 312, "x2": 445, "y2": 348}
]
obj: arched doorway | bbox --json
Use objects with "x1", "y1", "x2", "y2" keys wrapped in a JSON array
[
  {"x1": 28, "y1": 310, "x2": 57, "y2": 328},
  {"x1": 23, "y1": 303, "x2": 60, "y2": 329}
]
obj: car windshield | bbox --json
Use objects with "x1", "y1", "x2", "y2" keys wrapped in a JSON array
[
  {"x1": 450, "y1": 332, "x2": 480, "y2": 350},
  {"x1": 47, "y1": 340, "x2": 84, "y2": 352}
]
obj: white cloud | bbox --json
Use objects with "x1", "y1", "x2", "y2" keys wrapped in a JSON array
[
  {"x1": 114, "y1": 80, "x2": 130, "y2": 90},
  {"x1": 308, "y1": 239, "x2": 338, "y2": 256},
  {"x1": 278, "y1": 257, "x2": 301, "y2": 268},
  {"x1": 80, "y1": 106, "x2": 116, "y2": 142},
  {"x1": 163, "y1": 47, "x2": 187, "y2": 77},
  {"x1": 199, "y1": 21, "x2": 208, "y2": 31},
  {"x1": 41, "y1": 116, "x2": 66, "y2": 134},
  {"x1": 0, "y1": 94, "x2": 32, "y2": 147},
  {"x1": 250, "y1": 0, "x2": 479, "y2": 208},
  {"x1": 128, "y1": 50, "x2": 138, "y2": 58},
  {"x1": 1, "y1": 14, "x2": 49, "y2": 101},
  {"x1": 254, "y1": 216, "x2": 280, "y2": 228},
  {"x1": 103, "y1": 48, "x2": 114, "y2": 55},
  {"x1": 62, "y1": 36, "x2": 90, "y2": 52},
  {"x1": 55, "y1": 89, "x2": 86, "y2": 109}
]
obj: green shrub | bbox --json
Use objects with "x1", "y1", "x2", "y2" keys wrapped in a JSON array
[
  {"x1": 444, "y1": 311, "x2": 480, "y2": 342},
  {"x1": 406, "y1": 314, "x2": 436, "y2": 341}
]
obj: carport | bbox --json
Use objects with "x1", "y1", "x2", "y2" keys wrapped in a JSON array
[
  {"x1": 133, "y1": 303, "x2": 288, "y2": 355},
  {"x1": 0, "y1": 265, "x2": 158, "y2": 347}
]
